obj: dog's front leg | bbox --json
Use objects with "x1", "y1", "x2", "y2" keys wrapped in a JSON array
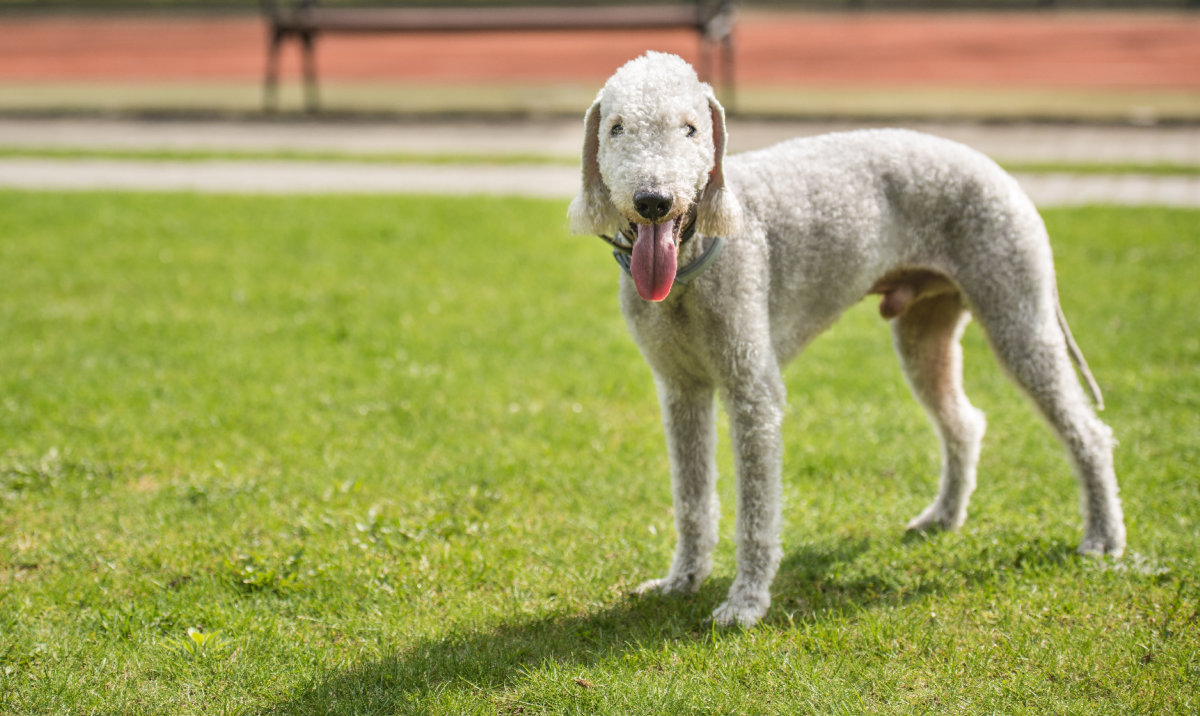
[
  {"x1": 711, "y1": 371, "x2": 785, "y2": 627},
  {"x1": 635, "y1": 380, "x2": 719, "y2": 596}
]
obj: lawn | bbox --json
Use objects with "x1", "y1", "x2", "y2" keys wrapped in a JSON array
[
  {"x1": 1, "y1": 192, "x2": 1197, "y2": 714},
  {"x1": 4, "y1": 147, "x2": 1200, "y2": 177}
]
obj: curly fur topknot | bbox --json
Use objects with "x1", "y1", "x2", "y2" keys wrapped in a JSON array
[{"x1": 569, "y1": 52, "x2": 743, "y2": 239}]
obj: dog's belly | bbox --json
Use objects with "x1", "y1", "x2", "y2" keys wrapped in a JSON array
[{"x1": 762, "y1": 224, "x2": 902, "y2": 364}]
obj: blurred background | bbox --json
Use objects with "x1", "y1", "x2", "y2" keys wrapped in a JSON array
[{"x1": 0, "y1": 0, "x2": 1196, "y2": 123}]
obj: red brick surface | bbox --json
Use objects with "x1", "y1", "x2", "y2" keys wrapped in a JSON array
[{"x1": 0, "y1": 11, "x2": 1196, "y2": 89}]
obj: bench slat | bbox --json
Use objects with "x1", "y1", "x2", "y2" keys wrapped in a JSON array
[{"x1": 277, "y1": 6, "x2": 707, "y2": 33}]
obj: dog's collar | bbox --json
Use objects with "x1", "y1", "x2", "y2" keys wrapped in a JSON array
[{"x1": 599, "y1": 217, "x2": 724, "y2": 287}]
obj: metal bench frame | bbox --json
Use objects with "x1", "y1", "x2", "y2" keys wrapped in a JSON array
[{"x1": 261, "y1": 0, "x2": 737, "y2": 112}]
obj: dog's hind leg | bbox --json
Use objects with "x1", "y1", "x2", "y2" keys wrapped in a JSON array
[
  {"x1": 973, "y1": 292, "x2": 1125, "y2": 556},
  {"x1": 892, "y1": 290, "x2": 988, "y2": 533},
  {"x1": 636, "y1": 380, "x2": 720, "y2": 596}
]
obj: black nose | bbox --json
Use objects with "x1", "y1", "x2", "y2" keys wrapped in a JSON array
[{"x1": 633, "y1": 190, "x2": 673, "y2": 221}]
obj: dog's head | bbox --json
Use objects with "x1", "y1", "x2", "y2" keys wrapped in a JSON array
[{"x1": 567, "y1": 52, "x2": 743, "y2": 302}]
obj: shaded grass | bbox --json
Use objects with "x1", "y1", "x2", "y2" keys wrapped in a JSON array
[{"x1": 0, "y1": 194, "x2": 1197, "y2": 713}]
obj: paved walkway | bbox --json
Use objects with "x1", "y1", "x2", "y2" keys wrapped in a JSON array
[
  {"x1": 0, "y1": 117, "x2": 1197, "y2": 206},
  {"x1": 4, "y1": 117, "x2": 1200, "y2": 162}
]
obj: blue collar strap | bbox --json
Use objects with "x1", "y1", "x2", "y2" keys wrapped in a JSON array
[{"x1": 605, "y1": 233, "x2": 725, "y2": 287}]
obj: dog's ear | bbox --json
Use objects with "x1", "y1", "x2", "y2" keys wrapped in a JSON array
[
  {"x1": 567, "y1": 97, "x2": 619, "y2": 236},
  {"x1": 697, "y1": 91, "x2": 744, "y2": 237}
]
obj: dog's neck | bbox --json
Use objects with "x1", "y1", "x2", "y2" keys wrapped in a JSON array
[
  {"x1": 599, "y1": 213, "x2": 724, "y2": 289},
  {"x1": 600, "y1": 213, "x2": 698, "y2": 255}
]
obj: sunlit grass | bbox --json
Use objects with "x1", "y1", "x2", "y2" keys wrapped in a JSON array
[
  {"x1": 3, "y1": 146, "x2": 1200, "y2": 176},
  {"x1": 1, "y1": 193, "x2": 1196, "y2": 713}
]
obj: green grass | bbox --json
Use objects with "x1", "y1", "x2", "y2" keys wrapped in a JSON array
[
  {"x1": 998, "y1": 160, "x2": 1200, "y2": 177},
  {"x1": 1000, "y1": 161, "x2": 1200, "y2": 177},
  {"x1": 0, "y1": 193, "x2": 1197, "y2": 714},
  {"x1": 6, "y1": 146, "x2": 1200, "y2": 184},
  {"x1": 4, "y1": 146, "x2": 1200, "y2": 177}
]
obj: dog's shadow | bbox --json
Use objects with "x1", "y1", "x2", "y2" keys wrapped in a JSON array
[
  {"x1": 266, "y1": 577, "x2": 731, "y2": 714},
  {"x1": 268, "y1": 535, "x2": 1074, "y2": 714}
]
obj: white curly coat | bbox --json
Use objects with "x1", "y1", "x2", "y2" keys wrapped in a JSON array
[{"x1": 568, "y1": 52, "x2": 1125, "y2": 627}]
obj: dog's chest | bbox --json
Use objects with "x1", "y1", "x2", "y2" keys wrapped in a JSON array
[{"x1": 620, "y1": 282, "x2": 726, "y2": 378}]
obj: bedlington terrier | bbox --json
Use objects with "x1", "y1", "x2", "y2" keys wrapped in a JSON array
[{"x1": 567, "y1": 52, "x2": 1125, "y2": 627}]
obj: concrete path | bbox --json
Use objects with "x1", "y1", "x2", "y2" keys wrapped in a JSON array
[
  {"x1": 2, "y1": 157, "x2": 1198, "y2": 208},
  {"x1": 4, "y1": 117, "x2": 1199, "y2": 162},
  {"x1": 0, "y1": 118, "x2": 1197, "y2": 206}
]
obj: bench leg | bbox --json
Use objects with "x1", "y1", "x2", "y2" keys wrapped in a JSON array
[
  {"x1": 698, "y1": 36, "x2": 712, "y2": 86},
  {"x1": 264, "y1": 28, "x2": 284, "y2": 112},
  {"x1": 698, "y1": 32, "x2": 735, "y2": 114},
  {"x1": 301, "y1": 30, "x2": 319, "y2": 113},
  {"x1": 720, "y1": 30, "x2": 735, "y2": 114}
]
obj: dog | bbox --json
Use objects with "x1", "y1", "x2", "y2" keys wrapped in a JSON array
[{"x1": 567, "y1": 52, "x2": 1124, "y2": 626}]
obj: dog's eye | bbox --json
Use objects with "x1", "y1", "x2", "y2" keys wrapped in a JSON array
[
  {"x1": 610, "y1": 123, "x2": 624, "y2": 137},
  {"x1": 685, "y1": 124, "x2": 697, "y2": 138}
]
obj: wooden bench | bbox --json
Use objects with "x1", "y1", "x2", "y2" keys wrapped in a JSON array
[{"x1": 260, "y1": 0, "x2": 737, "y2": 112}]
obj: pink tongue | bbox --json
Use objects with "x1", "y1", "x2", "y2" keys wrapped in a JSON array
[{"x1": 631, "y1": 221, "x2": 678, "y2": 302}]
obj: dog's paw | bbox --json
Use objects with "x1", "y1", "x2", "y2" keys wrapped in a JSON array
[
  {"x1": 709, "y1": 586, "x2": 769, "y2": 628},
  {"x1": 710, "y1": 596, "x2": 768, "y2": 628},
  {"x1": 1078, "y1": 527, "x2": 1125, "y2": 558},
  {"x1": 633, "y1": 572, "x2": 701, "y2": 597},
  {"x1": 905, "y1": 502, "x2": 965, "y2": 533}
]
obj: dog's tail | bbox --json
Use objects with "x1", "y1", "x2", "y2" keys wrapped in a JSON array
[{"x1": 1056, "y1": 293, "x2": 1105, "y2": 410}]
